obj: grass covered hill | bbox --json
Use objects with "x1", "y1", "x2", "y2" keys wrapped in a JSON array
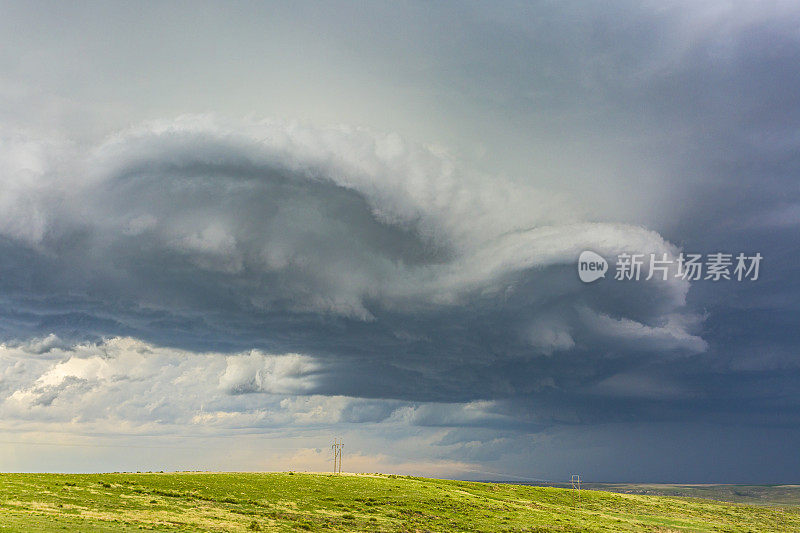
[{"x1": 0, "y1": 472, "x2": 797, "y2": 532}]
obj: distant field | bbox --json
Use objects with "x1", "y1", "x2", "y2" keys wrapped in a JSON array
[
  {"x1": 583, "y1": 483, "x2": 800, "y2": 507},
  {"x1": 0, "y1": 472, "x2": 798, "y2": 532},
  {"x1": 505, "y1": 481, "x2": 800, "y2": 507}
]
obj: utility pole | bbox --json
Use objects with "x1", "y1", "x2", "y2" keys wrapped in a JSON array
[
  {"x1": 331, "y1": 438, "x2": 344, "y2": 474},
  {"x1": 570, "y1": 474, "x2": 581, "y2": 505}
]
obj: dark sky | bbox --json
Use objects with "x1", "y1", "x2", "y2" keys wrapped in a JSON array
[{"x1": 0, "y1": 1, "x2": 798, "y2": 482}]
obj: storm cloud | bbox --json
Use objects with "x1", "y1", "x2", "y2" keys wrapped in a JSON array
[
  {"x1": 0, "y1": 117, "x2": 702, "y2": 399},
  {"x1": 0, "y1": 1, "x2": 798, "y2": 482}
]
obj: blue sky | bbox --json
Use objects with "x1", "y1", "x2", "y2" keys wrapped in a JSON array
[{"x1": 0, "y1": 1, "x2": 798, "y2": 482}]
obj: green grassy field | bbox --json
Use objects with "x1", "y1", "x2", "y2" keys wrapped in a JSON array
[
  {"x1": 0, "y1": 472, "x2": 797, "y2": 532},
  {"x1": 576, "y1": 483, "x2": 800, "y2": 508},
  {"x1": 505, "y1": 482, "x2": 800, "y2": 508}
]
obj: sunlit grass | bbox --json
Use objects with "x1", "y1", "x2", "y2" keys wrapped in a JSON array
[{"x1": 0, "y1": 472, "x2": 797, "y2": 531}]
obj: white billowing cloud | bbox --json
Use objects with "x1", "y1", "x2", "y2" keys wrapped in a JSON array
[
  {"x1": 276, "y1": 396, "x2": 355, "y2": 425},
  {"x1": 219, "y1": 352, "x2": 320, "y2": 394},
  {"x1": 0, "y1": 336, "x2": 321, "y2": 423},
  {"x1": 14, "y1": 333, "x2": 71, "y2": 355},
  {"x1": 0, "y1": 116, "x2": 701, "y2": 351},
  {"x1": 579, "y1": 308, "x2": 707, "y2": 355},
  {"x1": 0, "y1": 335, "x2": 518, "y2": 434}
]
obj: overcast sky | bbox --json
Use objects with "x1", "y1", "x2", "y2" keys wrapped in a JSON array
[{"x1": 0, "y1": 1, "x2": 799, "y2": 483}]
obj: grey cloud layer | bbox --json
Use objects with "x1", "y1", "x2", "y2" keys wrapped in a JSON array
[{"x1": 0, "y1": 119, "x2": 701, "y2": 377}]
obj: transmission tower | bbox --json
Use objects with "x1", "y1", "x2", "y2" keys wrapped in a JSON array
[
  {"x1": 331, "y1": 438, "x2": 344, "y2": 474},
  {"x1": 570, "y1": 474, "x2": 581, "y2": 505}
]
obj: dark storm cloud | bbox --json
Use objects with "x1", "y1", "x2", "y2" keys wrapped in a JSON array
[{"x1": 0, "y1": 117, "x2": 701, "y2": 405}]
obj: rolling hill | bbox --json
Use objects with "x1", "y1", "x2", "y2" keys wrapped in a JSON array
[{"x1": 0, "y1": 472, "x2": 797, "y2": 532}]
